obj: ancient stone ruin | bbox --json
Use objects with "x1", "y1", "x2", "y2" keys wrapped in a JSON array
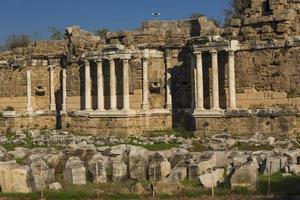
[
  {"x1": 1, "y1": 0, "x2": 300, "y2": 138},
  {"x1": 0, "y1": 0, "x2": 300, "y2": 196}
]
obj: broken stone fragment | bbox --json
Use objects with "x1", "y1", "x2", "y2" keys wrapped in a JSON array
[{"x1": 63, "y1": 156, "x2": 86, "y2": 185}]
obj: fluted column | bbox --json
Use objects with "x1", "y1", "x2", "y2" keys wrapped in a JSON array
[
  {"x1": 84, "y1": 60, "x2": 92, "y2": 111},
  {"x1": 109, "y1": 59, "x2": 117, "y2": 110},
  {"x1": 211, "y1": 49, "x2": 220, "y2": 110},
  {"x1": 96, "y1": 60, "x2": 104, "y2": 111},
  {"x1": 62, "y1": 67, "x2": 67, "y2": 113},
  {"x1": 49, "y1": 65, "x2": 56, "y2": 111},
  {"x1": 26, "y1": 71, "x2": 33, "y2": 114},
  {"x1": 165, "y1": 56, "x2": 172, "y2": 110},
  {"x1": 141, "y1": 56, "x2": 149, "y2": 110},
  {"x1": 195, "y1": 52, "x2": 204, "y2": 110},
  {"x1": 123, "y1": 59, "x2": 130, "y2": 111},
  {"x1": 228, "y1": 50, "x2": 237, "y2": 110}
]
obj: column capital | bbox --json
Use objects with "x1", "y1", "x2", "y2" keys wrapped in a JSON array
[
  {"x1": 210, "y1": 49, "x2": 218, "y2": 54},
  {"x1": 193, "y1": 51, "x2": 202, "y2": 55},
  {"x1": 48, "y1": 65, "x2": 55, "y2": 69},
  {"x1": 95, "y1": 59, "x2": 102, "y2": 63},
  {"x1": 228, "y1": 50, "x2": 235, "y2": 56},
  {"x1": 84, "y1": 59, "x2": 90, "y2": 66}
]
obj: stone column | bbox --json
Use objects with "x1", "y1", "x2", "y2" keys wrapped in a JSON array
[
  {"x1": 62, "y1": 67, "x2": 67, "y2": 113},
  {"x1": 84, "y1": 60, "x2": 92, "y2": 111},
  {"x1": 195, "y1": 52, "x2": 204, "y2": 110},
  {"x1": 141, "y1": 56, "x2": 149, "y2": 110},
  {"x1": 122, "y1": 58, "x2": 130, "y2": 111},
  {"x1": 49, "y1": 65, "x2": 56, "y2": 111},
  {"x1": 211, "y1": 49, "x2": 220, "y2": 110},
  {"x1": 26, "y1": 71, "x2": 33, "y2": 114},
  {"x1": 228, "y1": 50, "x2": 237, "y2": 110},
  {"x1": 96, "y1": 60, "x2": 104, "y2": 111},
  {"x1": 109, "y1": 59, "x2": 117, "y2": 110},
  {"x1": 165, "y1": 56, "x2": 172, "y2": 110},
  {"x1": 190, "y1": 54, "x2": 196, "y2": 109}
]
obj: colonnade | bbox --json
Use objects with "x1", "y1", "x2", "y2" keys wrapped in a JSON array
[{"x1": 193, "y1": 49, "x2": 237, "y2": 111}]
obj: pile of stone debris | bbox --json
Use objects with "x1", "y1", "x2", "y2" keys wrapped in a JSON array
[{"x1": 0, "y1": 129, "x2": 299, "y2": 194}]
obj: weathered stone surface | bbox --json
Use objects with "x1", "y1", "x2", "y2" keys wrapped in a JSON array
[
  {"x1": 49, "y1": 182, "x2": 62, "y2": 190},
  {"x1": 88, "y1": 154, "x2": 108, "y2": 183},
  {"x1": 0, "y1": 161, "x2": 34, "y2": 193},
  {"x1": 112, "y1": 160, "x2": 127, "y2": 182},
  {"x1": 149, "y1": 153, "x2": 171, "y2": 182},
  {"x1": 129, "y1": 146, "x2": 149, "y2": 181},
  {"x1": 230, "y1": 161, "x2": 258, "y2": 190},
  {"x1": 30, "y1": 159, "x2": 54, "y2": 191},
  {"x1": 263, "y1": 156, "x2": 288, "y2": 175},
  {"x1": 63, "y1": 156, "x2": 86, "y2": 185},
  {"x1": 199, "y1": 168, "x2": 224, "y2": 188}
]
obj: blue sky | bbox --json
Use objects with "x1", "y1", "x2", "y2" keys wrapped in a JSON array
[{"x1": 0, "y1": 0, "x2": 230, "y2": 43}]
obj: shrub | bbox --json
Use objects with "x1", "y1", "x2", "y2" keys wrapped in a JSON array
[
  {"x1": 5, "y1": 33, "x2": 31, "y2": 50},
  {"x1": 4, "y1": 106, "x2": 14, "y2": 111}
]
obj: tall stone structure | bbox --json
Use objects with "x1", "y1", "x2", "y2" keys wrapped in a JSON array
[{"x1": 1, "y1": 0, "x2": 300, "y2": 136}]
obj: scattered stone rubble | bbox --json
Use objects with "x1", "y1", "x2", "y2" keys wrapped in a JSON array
[{"x1": 0, "y1": 129, "x2": 298, "y2": 193}]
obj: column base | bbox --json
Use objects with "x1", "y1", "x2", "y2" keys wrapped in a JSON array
[
  {"x1": 166, "y1": 103, "x2": 172, "y2": 110},
  {"x1": 50, "y1": 104, "x2": 56, "y2": 111}
]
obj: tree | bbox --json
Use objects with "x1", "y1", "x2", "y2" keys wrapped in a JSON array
[
  {"x1": 5, "y1": 33, "x2": 31, "y2": 50},
  {"x1": 49, "y1": 26, "x2": 63, "y2": 40},
  {"x1": 224, "y1": 0, "x2": 251, "y2": 27},
  {"x1": 94, "y1": 28, "x2": 109, "y2": 39}
]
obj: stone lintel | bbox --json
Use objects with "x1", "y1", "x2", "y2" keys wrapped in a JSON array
[
  {"x1": 192, "y1": 109, "x2": 224, "y2": 118},
  {"x1": 73, "y1": 109, "x2": 171, "y2": 118}
]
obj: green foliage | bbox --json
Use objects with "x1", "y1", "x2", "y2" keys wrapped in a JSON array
[
  {"x1": 4, "y1": 106, "x2": 14, "y2": 111},
  {"x1": 258, "y1": 173, "x2": 300, "y2": 196},
  {"x1": 224, "y1": 0, "x2": 251, "y2": 27},
  {"x1": 4, "y1": 33, "x2": 31, "y2": 50},
  {"x1": 49, "y1": 26, "x2": 63, "y2": 40},
  {"x1": 231, "y1": 144, "x2": 273, "y2": 151}
]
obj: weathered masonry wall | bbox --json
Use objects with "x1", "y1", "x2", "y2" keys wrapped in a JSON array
[{"x1": 62, "y1": 113, "x2": 172, "y2": 137}]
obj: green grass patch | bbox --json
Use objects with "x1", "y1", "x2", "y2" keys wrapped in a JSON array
[
  {"x1": 232, "y1": 144, "x2": 273, "y2": 151},
  {"x1": 189, "y1": 144, "x2": 209, "y2": 152},
  {"x1": 258, "y1": 172, "x2": 300, "y2": 196}
]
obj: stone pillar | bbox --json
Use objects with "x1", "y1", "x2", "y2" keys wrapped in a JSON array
[
  {"x1": 122, "y1": 59, "x2": 130, "y2": 111},
  {"x1": 49, "y1": 65, "x2": 56, "y2": 111},
  {"x1": 190, "y1": 54, "x2": 196, "y2": 109},
  {"x1": 195, "y1": 52, "x2": 204, "y2": 110},
  {"x1": 141, "y1": 55, "x2": 149, "y2": 110},
  {"x1": 26, "y1": 71, "x2": 33, "y2": 114},
  {"x1": 109, "y1": 59, "x2": 117, "y2": 110},
  {"x1": 228, "y1": 50, "x2": 237, "y2": 110},
  {"x1": 165, "y1": 56, "x2": 172, "y2": 110},
  {"x1": 211, "y1": 49, "x2": 220, "y2": 110},
  {"x1": 96, "y1": 60, "x2": 104, "y2": 111},
  {"x1": 62, "y1": 67, "x2": 67, "y2": 113},
  {"x1": 84, "y1": 60, "x2": 92, "y2": 111}
]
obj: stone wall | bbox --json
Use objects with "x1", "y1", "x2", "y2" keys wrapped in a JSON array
[
  {"x1": 0, "y1": 115, "x2": 56, "y2": 133},
  {"x1": 62, "y1": 113, "x2": 172, "y2": 137}
]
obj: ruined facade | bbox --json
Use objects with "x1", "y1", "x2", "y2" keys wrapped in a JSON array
[{"x1": 1, "y1": 0, "x2": 300, "y2": 137}]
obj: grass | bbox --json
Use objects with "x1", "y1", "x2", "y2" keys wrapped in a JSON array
[
  {"x1": 146, "y1": 124, "x2": 194, "y2": 139},
  {"x1": 189, "y1": 144, "x2": 209, "y2": 152},
  {"x1": 231, "y1": 144, "x2": 273, "y2": 151},
  {"x1": 258, "y1": 172, "x2": 300, "y2": 196}
]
